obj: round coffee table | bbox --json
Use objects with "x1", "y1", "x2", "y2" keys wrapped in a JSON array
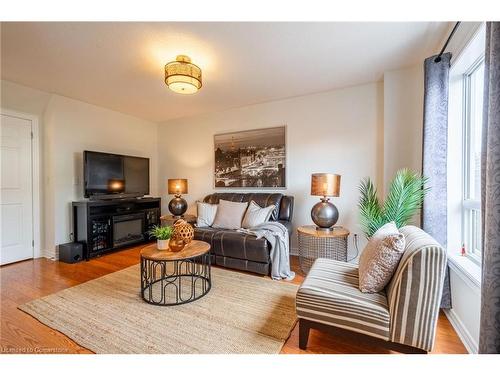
[{"x1": 140, "y1": 240, "x2": 211, "y2": 306}]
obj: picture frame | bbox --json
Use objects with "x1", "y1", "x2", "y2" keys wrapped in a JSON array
[{"x1": 213, "y1": 125, "x2": 286, "y2": 188}]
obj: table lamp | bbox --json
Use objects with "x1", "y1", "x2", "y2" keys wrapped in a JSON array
[
  {"x1": 168, "y1": 179, "x2": 188, "y2": 218},
  {"x1": 310, "y1": 173, "x2": 341, "y2": 231}
]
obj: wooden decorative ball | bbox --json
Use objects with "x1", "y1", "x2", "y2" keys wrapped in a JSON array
[{"x1": 173, "y1": 219, "x2": 194, "y2": 244}]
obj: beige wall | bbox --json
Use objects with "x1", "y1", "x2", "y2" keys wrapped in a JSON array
[
  {"x1": 382, "y1": 64, "x2": 424, "y2": 194},
  {"x1": 0, "y1": 80, "x2": 52, "y2": 116},
  {"x1": 2, "y1": 67, "x2": 425, "y2": 259},
  {"x1": 1, "y1": 80, "x2": 159, "y2": 257},
  {"x1": 158, "y1": 82, "x2": 385, "y2": 255},
  {"x1": 43, "y1": 95, "x2": 159, "y2": 257}
]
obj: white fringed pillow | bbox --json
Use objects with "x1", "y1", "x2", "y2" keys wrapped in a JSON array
[
  {"x1": 358, "y1": 222, "x2": 406, "y2": 293},
  {"x1": 241, "y1": 201, "x2": 275, "y2": 229},
  {"x1": 196, "y1": 202, "x2": 218, "y2": 227}
]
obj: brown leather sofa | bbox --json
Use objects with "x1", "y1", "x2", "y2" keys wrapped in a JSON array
[{"x1": 193, "y1": 192, "x2": 294, "y2": 275}]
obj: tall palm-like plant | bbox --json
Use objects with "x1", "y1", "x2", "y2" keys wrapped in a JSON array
[{"x1": 358, "y1": 169, "x2": 429, "y2": 238}]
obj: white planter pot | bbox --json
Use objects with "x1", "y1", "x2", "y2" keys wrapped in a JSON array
[{"x1": 157, "y1": 239, "x2": 169, "y2": 250}]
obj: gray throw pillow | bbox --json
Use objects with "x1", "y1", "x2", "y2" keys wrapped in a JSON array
[
  {"x1": 211, "y1": 199, "x2": 248, "y2": 230},
  {"x1": 358, "y1": 222, "x2": 406, "y2": 293}
]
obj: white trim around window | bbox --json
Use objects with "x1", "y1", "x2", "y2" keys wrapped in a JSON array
[{"x1": 447, "y1": 23, "x2": 485, "y2": 274}]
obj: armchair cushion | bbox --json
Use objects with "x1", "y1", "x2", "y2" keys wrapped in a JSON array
[{"x1": 296, "y1": 258, "x2": 390, "y2": 340}]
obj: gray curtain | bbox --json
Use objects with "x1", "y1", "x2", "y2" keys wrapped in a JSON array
[
  {"x1": 422, "y1": 52, "x2": 452, "y2": 309},
  {"x1": 479, "y1": 22, "x2": 500, "y2": 354}
]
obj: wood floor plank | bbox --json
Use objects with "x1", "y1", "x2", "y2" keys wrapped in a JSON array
[{"x1": 0, "y1": 245, "x2": 467, "y2": 354}]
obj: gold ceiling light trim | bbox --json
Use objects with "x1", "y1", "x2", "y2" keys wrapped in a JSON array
[{"x1": 164, "y1": 55, "x2": 202, "y2": 95}]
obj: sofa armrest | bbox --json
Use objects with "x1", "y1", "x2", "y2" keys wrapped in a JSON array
[
  {"x1": 276, "y1": 219, "x2": 292, "y2": 232},
  {"x1": 385, "y1": 226, "x2": 447, "y2": 352},
  {"x1": 276, "y1": 220, "x2": 293, "y2": 240}
]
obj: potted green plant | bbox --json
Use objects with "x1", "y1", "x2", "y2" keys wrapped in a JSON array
[
  {"x1": 358, "y1": 168, "x2": 429, "y2": 238},
  {"x1": 149, "y1": 225, "x2": 174, "y2": 250}
]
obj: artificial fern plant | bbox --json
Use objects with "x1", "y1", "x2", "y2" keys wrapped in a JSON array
[
  {"x1": 358, "y1": 169, "x2": 429, "y2": 238},
  {"x1": 148, "y1": 225, "x2": 173, "y2": 240}
]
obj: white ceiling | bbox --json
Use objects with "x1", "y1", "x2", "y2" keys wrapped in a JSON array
[{"x1": 1, "y1": 22, "x2": 451, "y2": 122}]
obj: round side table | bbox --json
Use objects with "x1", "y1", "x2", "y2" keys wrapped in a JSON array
[
  {"x1": 140, "y1": 240, "x2": 211, "y2": 306},
  {"x1": 297, "y1": 225, "x2": 350, "y2": 274}
]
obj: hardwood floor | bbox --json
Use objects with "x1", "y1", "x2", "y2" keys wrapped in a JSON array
[{"x1": 0, "y1": 245, "x2": 467, "y2": 354}]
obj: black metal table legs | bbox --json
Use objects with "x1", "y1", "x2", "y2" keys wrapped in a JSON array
[{"x1": 140, "y1": 253, "x2": 211, "y2": 306}]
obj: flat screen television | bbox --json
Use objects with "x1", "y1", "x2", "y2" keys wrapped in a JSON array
[{"x1": 84, "y1": 150, "x2": 150, "y2": 199}]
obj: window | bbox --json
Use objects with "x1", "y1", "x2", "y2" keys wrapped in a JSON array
[
  {"x1": 462, "y1": 58, "x2": 484, "y2": 261},
  {"x1": 447, "y1": 24, "x2": 484, "y2": 283}
]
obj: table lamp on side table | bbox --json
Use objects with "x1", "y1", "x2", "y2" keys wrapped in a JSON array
[
  {"x1": 167, "y1": 179, "x2": 188, "y2": 218},
  {"x1": 310, "y1": 173, "x2": 341, "y2": 231}
]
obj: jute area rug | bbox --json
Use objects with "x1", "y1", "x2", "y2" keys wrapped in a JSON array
[{"x1": 19, "y1": 264, "x2": 298, "y2": 354}]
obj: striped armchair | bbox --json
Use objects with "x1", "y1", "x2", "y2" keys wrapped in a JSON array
[{"x1": 295, "y1": 226, "x2": 447, "y2": 353}]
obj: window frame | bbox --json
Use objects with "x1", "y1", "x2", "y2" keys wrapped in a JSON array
[{"x1": 461, "y1": 55, "x2": 484, "y2": 264}]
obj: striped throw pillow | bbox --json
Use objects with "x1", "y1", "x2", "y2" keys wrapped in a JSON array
[
  {"x1": 241, "y1": 200, "x2": 275, "y2": 229},
  {"x1": 196, "y1": 202, "x2": 218, "y2": 227}
]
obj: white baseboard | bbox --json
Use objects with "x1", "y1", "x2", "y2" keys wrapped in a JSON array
[
  {"x1": 444, "y1": 308, "x2": 478, "y2": 354},
  {"x1": 40, "y1": 248, "x2": 56, "y2": 260}
]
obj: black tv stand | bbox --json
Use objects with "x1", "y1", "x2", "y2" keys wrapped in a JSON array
[
  {"x1": 72, "y1": 197, "x2": 161, "y2": 260},
  {"x1": 89, "y1": 193, "x2": 145, "y2": 201}
]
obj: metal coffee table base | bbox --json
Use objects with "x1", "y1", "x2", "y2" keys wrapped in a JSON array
[{"x1": 140, "y1": 253, "x2": 211, "y2": 306}]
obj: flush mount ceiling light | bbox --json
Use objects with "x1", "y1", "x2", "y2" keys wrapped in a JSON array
[{"x1": 164, "y1": 55, "x2": 202, "y2": 94}]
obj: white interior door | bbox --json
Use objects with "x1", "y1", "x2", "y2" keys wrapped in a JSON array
[{"x1": 0, "y1": 114, "x2": 33, "y2": 265}]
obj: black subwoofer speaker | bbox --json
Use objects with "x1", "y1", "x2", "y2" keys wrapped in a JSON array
[{"x1": 59, "y1": 242, "x2": 83, "y2": 263}]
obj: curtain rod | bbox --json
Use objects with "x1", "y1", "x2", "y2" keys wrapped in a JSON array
[{"x1": 434, "y1": 22, "x2": 461, "y2": 63}]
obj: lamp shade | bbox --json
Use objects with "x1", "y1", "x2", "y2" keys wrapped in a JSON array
[
  {"x1": 168, "y1": 179, "x2": 188, "y2": 195},
  {"x1": 311, "y1": 173, "x2": 341, "y2": 197},
  {"x1": 164, "y1": 55, "x2": 202, "y2": 95}
]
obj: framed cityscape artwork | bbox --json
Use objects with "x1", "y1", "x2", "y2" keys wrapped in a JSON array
[{"x1": 214, "y1": 126, "x2": 286, "y2": 188}]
